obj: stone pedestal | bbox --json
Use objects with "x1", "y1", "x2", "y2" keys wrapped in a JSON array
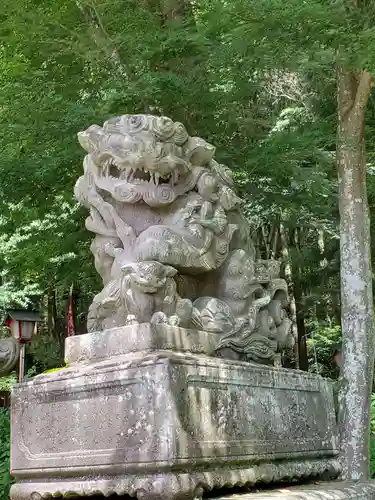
[
  {"x1": 219, "y1": 481, "x2": 375, "y2": 499},
  {"x1": 10, "y1": 325, "x2": 340, "y2": 500}
]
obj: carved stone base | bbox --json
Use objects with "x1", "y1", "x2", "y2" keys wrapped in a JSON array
[
  {"x1": 231, "y1": 481, "x2": 375, "y2": 499},
  {"x1": 11, "y1": 327, "x2": 340, "y2": 500},
  {"x1": 64, "y1": 323, "x2": 219, "y2": 363},
  {"x1": 11, "y1": 463, "x2": 341, "y2": 500}
]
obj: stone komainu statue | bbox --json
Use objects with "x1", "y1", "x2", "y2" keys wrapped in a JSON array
[
  {"x1": 0, "y1": 337, "x2": 19, "y2": 375},
  {"x1": 9, "y1": 114, "x2": 340, "y2": 500},
  {"x1": 75, "y1": 114, "x2": 293, "y2": 364}
]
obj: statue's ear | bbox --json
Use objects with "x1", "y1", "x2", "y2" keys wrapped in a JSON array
[{"x1": 164, "y1": 265, "x2": 177, "y2": 277}]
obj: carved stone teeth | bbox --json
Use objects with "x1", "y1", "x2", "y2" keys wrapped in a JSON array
[{"x1": 109, "y1": 163, "x2": 176, "y2": 186}]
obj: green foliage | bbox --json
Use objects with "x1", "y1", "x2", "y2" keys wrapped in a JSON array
[
  {"x1": 0, "y1": 0, "x2": 340, "y2": 313},
  {"x1": 371, "y1": 394, "x2": 375, "y2": 436},
  {"x1": 371, "y1": 437, "x2": 375, "y2": 479},
  {"x1": 0, "y1": 409, "x2": 12, "y2": 500},
  {"x1": 0, "y1": 0, "x2": 372, "y2": 383},
  {"x1": 0, "y1": 0, "x2": 374, "y2": 485},
  {"x1": 0, "y1": 375, "x2": 16, "y2": 392},
  {"x1": 27, "y1": 334, "x2": 64, "y2": 373},
  {"x1": 42, "y1": 364, "x2": 69, "y2": 375},
  {"x1": 307, "y1": 324, "x2": 341, "y2": 379}
]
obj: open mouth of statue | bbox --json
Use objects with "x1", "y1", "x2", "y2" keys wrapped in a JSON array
[
  {"x1": 94, "y1": 156, "x2": 202, "y2": 205},
  {"x1": 105, "y1": 161, "x2": 179, "y2": 186}
]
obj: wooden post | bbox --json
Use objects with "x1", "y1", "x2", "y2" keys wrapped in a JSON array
[{"x1": 18, "y1": 343, "x2": 25, "y2": 383}]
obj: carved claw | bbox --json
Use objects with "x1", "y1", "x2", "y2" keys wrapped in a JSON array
[
  {"x1": 150, "y1": 312, "x2": 169, "y2": 324},
  {"x1": 168, "y1": 315, "x2": 181, "y2": 327}
]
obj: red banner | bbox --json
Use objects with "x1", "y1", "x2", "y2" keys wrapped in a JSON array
[{"x1": 67, "y1": 283, "x2": 75, "y2": 337}]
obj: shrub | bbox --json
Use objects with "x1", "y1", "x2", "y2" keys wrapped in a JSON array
[
  {"x1": 0, "y1": 375, "x2": 16, "y2": 392},
  {"x1": 0, "y1": 409, "x2": 12, "y2": 500},
  {"x1": 307, "y1": 323, "x2": 341, "y2": 378}
]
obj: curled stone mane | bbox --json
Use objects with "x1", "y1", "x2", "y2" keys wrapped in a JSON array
[{"x1": 76, "y1": 114, "x2": 219, "y2": 207}]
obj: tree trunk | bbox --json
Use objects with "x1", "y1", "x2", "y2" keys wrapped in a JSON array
[
  {"x1": 316, "y1": 229, "x2": 330, "y2": 321},
  {"x1": 280, "y1": 224, "x2": 300, "y2": 369},
  {"x1": 47, "y1": 286, "x2": 57, "y2": 337},
  {"x1": 75, "y1": 0, "x2": 128, "y2": 76},
  {"x1": 160, "y1": 0, "x2": 194, "y2": 22},
  {"x1": 290, "y1": 228, "x2": 308, "y2": 371},
  {"x1": 337, "y1": 66, "x2": 374, "y2": 480}
]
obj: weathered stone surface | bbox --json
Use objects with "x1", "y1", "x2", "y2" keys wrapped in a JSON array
[
  {"x1": 74, "y1": 114, "x2": 293, "y2": 364},
  {"x1": 65, "y1": 323, "x2": 219, "y2": 364},
  {"x1": 0, "y1": 337, "x2": 19, "y2": 375},
  {"x1": 11, "y1": 480, "x2": 375, "y2": 500},
  {"x1": 218, "y1": 481, "x2": 375, "y2": 499},
  {"x1": 11, "y1": 345, "x2": 339, "y2": 500}
]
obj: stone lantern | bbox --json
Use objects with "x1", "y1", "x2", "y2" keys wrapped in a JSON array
[{"x1": 3, "y1": 309, "x2": 40, "y2": 381}]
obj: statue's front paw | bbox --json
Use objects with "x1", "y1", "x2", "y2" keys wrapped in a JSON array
[
  {"x1": 168, "y1": 315, "x2": 181, "y2": 327},
  {"x1": 150, "y1": 312, "x2": 168, "y2": 324}
]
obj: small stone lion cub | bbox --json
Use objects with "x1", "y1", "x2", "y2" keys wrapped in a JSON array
[{"x1": 120, "y1": 261, "x2": 192, "y2": 326}]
